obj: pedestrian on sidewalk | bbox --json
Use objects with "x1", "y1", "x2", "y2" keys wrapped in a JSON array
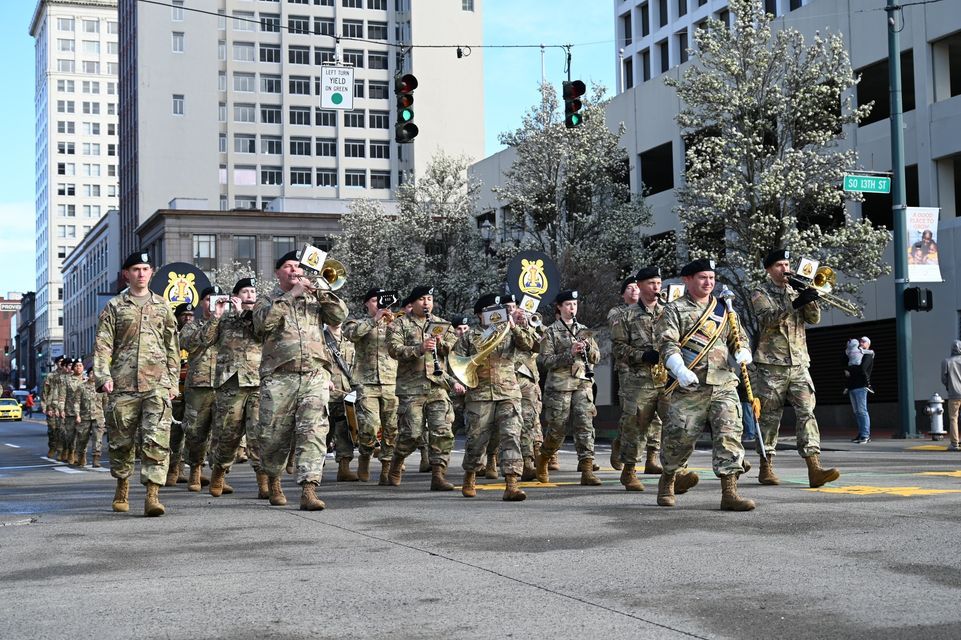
[
  {"x1": 846, "y1": 337, "x2": 874, "y2": 443},
  {"x1": 941, "y1": 340, "x2": 961, "y2": 451}
]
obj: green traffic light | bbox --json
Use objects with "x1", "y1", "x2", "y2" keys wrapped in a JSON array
[{"x1": 400, "y1": 108, "x2": 413, "y2": 122}]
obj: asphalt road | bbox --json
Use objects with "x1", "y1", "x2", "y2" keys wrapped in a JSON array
[{"x1": 1, "y1": 416, "x2": 960, "y2": 640}]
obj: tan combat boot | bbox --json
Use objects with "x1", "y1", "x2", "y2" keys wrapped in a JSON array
[
  {"x1": 387, "y1": 454, "x2": 404, "y2": 486},
  {"x1": 548, "y1": 452, "x2": 560, "y2": 471},
  {"x1": 674, "y1": 470, "x2": 700, "y2": 494},
  {"x1": 377, "y1": 459, "x2": 392, "y2": 486},
  {"x1": 187, "y1": 465, "x2": 202, "y2": 492},
  {"x1": 199, "y1": 468, "x2": 210, "y2": 487},
  {"x1": 144, "y1": 482, "x2": 166, "y2": 517},
  {"x1": 521, "y1": 457, "x2": 536, "y2": 482},
  {"x1": 758, "y1": 456, "x2": 780, "y2": 485},
  {"x1": 164, "y1": 467, "x2": 179, "y2": 487},
  {"x1": 285, "y1": 449, "x2": 296, "y2": 475},
  {"x1": 91, "y1": 453, "x2": 101, "y2": 468},
  {"x1": 255, "y1": 471, "x2": 270, "y2": 499},
  {"x1": 430, "y1": 464, "x2": 454, "y2": 491},
  {"x1": 535, "y1": 451, "x2": 551, "y2": 483},
  {"x1": 268, "y1": 476, "x2": 287, "y2": 506},
  {"x1": 657, "y1": 473, "x2": 676, "y2": 507},
  {"x1": 357, "y1": 454, "x2": 371, "y2": 482},
  {"x1": 484, "y1": 453, "x2": 498, "y2": 479},
  {"x1": 805, "y1": 454, "x2": 840, "y2": 488},
  {"x1": 503, "y1": 474, "x2": 527, "y2": 502},
  {"x1": 578, "y1": 458, "x2": 602, "y2": 486},
  {"x1": 47, "y1": 447, "x2": 55, "y2": 458},
  {"x1": 619, "y1": 463, "x2": 644, "y2": 491},
  {"x1": 112, "y1": 477, "x2": 130, "y2": 512},
  {"x1": 299, "y1": 481, "x2": 326, "y2": 511},
  {"x1": 610, "y1": 438, "x2": 623, "y2": 471},
  {"x1": 720, "y1": 474, "x2": 756, "y2": 511},
  {"x1": 209, "y1": 466, "x2": 227, "y2": 497},
  {"x1": 418, "y1": 447, "x2": 431, "y2": 473},
  {"x1": 336, "y1": 458, "x2": 359, "y2": 482},
  {"x1": 644, "y1": 447, "x2": 663, "y2": 475},
  {"x1": 462, "y1": 470, "x2": 477, "y2": 498}
]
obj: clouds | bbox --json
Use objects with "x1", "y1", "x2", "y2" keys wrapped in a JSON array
[{"x1": 0, "y1": 201, "x2": 37, "y2": 293}]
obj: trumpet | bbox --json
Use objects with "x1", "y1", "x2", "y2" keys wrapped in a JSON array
[
  {"x1": 381, "y1": 308, "x2": 406, "y2": 324},
  {"x1": 786, "y1": 265, "x2": 861, "y2": 317}
]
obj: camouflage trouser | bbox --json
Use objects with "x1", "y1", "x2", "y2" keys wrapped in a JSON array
[
  {"x1": 46, "y1": 413, "x2": 61, "y2": 453},
  {"x1": 356, "y1": 385, "x2": 398, "y2": 461},
  {"x1": 618, "y1": 380, "x2": 669, "y2": 465},
  {"x1": 183, "y1": 387, "x2": 216, "y2": 467},
  {"x1": 518, "y1": 377, "x2": 543, "y2": 459},
  {"x1": 169, "y1": 397, "x2": 186, "y2": 470},
  {"x1": 541, "y1": 384, "x2": 596, "y2": 462},
  {"x1": 211, "y1": 377, "x2": 261, "y2": 473},
  {"x1": 75, "y1": 419, "x2": 100, "y2": 457},
  {"x1": 661, "y1": 381, "x2": 744, "y2": 478},
  {"x1": 331, "y1": 399, "x2": 354, "y2": 462},
  {"x1": 755, "y1": 363, "x2": 821, "y2": 458},
  {"x1": 462, "y1": 399, "x2": 524, "y2": 476},
  {"x1": 452, "y1": 393, "x2": 466, "y2": 436},
  {"x1": 63, "y1": 415, "x2": 82, "y2": 453},
  {"x1": 395, "y1": 393, "x2": 454, "y2": 468},
  {"x1": 258, "y1": 370, "x2": 331, "y2": 485},
  {"x1": 87, "y1": 419, "x2": 105, "y2": 455},
  {"x1": 106, "y1": 388, "x2": 172, "y2": 486}
]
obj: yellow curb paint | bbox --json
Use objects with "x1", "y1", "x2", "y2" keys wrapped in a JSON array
[
  {"x1": 917, "y1": 470, "x2": 961, "y2": 478},
  {"x1": 463, "y1": 481, "x2": 583, "y2": 491},
  {"x1": 909, "y1": 445, "x2": 949, "y2": 451},
  {"x1": 805, "y1": 485, "x2": 961, "y2": 497}
]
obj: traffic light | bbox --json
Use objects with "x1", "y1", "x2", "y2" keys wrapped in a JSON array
[
  {"x1": 563, "y1": 80, "x2": 586, "y2": 129},
  {"x1": 394, "y1": 73, "x2": 419, "y2": 144}
]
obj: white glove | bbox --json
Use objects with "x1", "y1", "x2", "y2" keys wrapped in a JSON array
[
  {"x1": 734, "y1": 348, "x2": 752, "y2": 366},
  {"x1": 666, "y1": 353, "x2": 699, "y2": 388}
]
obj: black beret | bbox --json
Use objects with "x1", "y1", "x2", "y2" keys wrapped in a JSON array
[
  {"x1": 275, "y1": 250, "x2": 300, "y2": 269},
  {"x1": 452, "y1": 315, "x2": 471, "y2": 327},
  {"x1": 473, "y1": 293, "x2": 501, "y2": 315},
  {"x1": 233, "y1": 278, "x2": 255, "y2": 294},
  {"x1": 500, "y1": 293, "x2": 517, "y2": 305},
  {"x1": 174, "y1": 303, "x2": 195, "y2": 318},
  {"x1": 763, "y1": 249, "x2": 791, "y2": 269},
  {"x1": 619, "y1": 275, "x2": 638, "y2": 294},
  {"x1": 409, "y1": 286, "x2": 434, "y2": 301},
  {"x1": 680, "y1": 259, "x2": 716, "y2": 277},
  {"x1": 122, "y1": 250, "x2": 151, "y2": 270},
  {"x1": 554, "y1": 290, "x2": 579, "y2": 305},
  {"x1": 635, "y1": 266, "x2": 662, "y2": 282},
  {"x1": 362, "y1": 287, "x2": 384, "y2": 302},
  {"x1": 54, "y1": 355, "x2": 64, "y2": 363},
  {"x1": 400, "y1": 295, "x2": 412, "y2": 308},
  {"x1": 200, "y1": 285, "x2": 223, "y2": 299}
]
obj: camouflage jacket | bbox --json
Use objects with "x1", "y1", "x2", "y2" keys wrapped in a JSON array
[
  {"x1": 200, "y1": 310, "x2": 262, "y2": 388},
  {"x1": 343, "y1": 316, "x2": 397, "y2": 387},
  {"x1": 43, "y1": 371, "x2": 63, "y2": 411},
  {"x1": 511, "y1": 324, "x2": 543, "y2": 384},
  {"x1": 93, "y1": 291, "x2": 180, "y2": 393},
  {"x1": 179, "y1": 315, "x2": 219, "y2": 388},
  {"x1": 63, "y1": 374, "x2": 85, "y2": 417},
  {"x1": 454, "y1": 324, "x2": 534, "y2": 402},
  {"x1": 538, "y1": 319, "x2": 600, "y2": 392},
  {"x1": 324, "y1": 327, "x2": 355, "y2": 402},
  {"x1": 607, "y1": 303, "x2": 638, "y2": 375},
  {"x1": 656, "y1": 294, "x2": 747, "y2": 387},
  {"x1": 612, "y1": 300, "x2": 665, "y2": 388},
  {"x1": 751, "y1": 280, "x2": 819, "y2": 367},
  {"x1": 386, "y1": 313, "x2": 457, "y2": 397},
  {"x1": 81, "y1": 377, "x2": 106, "y2": 423},
  {"x1": 252, "y1": 285, "x2": 349, "y2": 377}
]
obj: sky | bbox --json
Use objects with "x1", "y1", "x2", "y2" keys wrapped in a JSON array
[{"x1": 0, "y1": 0, "x2": 615, "y2": 297}]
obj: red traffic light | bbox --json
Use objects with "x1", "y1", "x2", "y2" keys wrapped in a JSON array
[
  {"x1": 395, "y1": 74, "x2": 418, "y2": 94},
  {"x1": 563, "y1": 80, "x2": 586, "y2": 128},
  {"x1": 563, "y1": 80, "x2": 586, "y2": 100}
]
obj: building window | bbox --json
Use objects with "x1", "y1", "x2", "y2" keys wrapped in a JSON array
[
  {"x1": 234, "y1": 103, "x2": 256, "y2": 122},
  {"x1": 261, "y1": 75, "x2": 281, "y2": 93},
  {"x1": 219, "y1": 134, "x2": 227, "y2": 153},
  {"x1": 172, "y1": 32, "x2": 184, "y2": 52},
  {"x1": 289, "y1": 106, "x2": 311, "y2": 125},
  {"x1": 344, "y1": 110, "x2": 365, "y2": 127},
  {"x1": 790, "y1": 0, "x2": 803, "y2": 9},
  {"x1": 261, "y1": 14, "x2": 280, "y2": 32},
  {"x1": 370, "y1": 171, "x2": 391, "y2": 189},
  {"x1": 316, "y1": 109, "x2": 336, "y2": 127},
  {"x1": 82, "y1": 61, "x2": 100, "y2": 74},
  {"x1": 353, "y1": 79, "x2": 366, "y2": 98},
  {"x1": 316, "y1": 138, "x2": 337, "y2": 156},
  {"x1": 57, "y1": 204, "x2": 76, "y2": 217},
  {"x1": 193, "y1": 234, "x2": 217, "y2": 271},
  {"x1": 370, "y1": 141, "x2": 390, "y2": 159},
  {"x1": 623, "y1": 57, "x2": 634, "y2": 90},
  {"x1": 57, "y1": 183, "x2": 76, "y2": 196},
  {"x1": 58, "y1": 141, "x2": 75, "y2": 155},
  {"x1": 261, "y1": 167, "x2": 283, "y2": 185},
  {"x1": 218, "y1": 40, "x2": 226, "y2": 60},
  {"x1": 315, "y1": 48, "x2": 336, "y2": 65},
  {"x1": 172, "y1": 0, "x2": 184, "y2": 20},
  {"x1": 273, "y1": 236, "x2": 296, "y2": 262},
  {"x1": 236, "y1": 236, "x2": 257, "y2": 264},
  {"x1": 345, "y1": 169, "x2": 366, "y2": 188},
  {"x1": 639, "y1": 142, "x2": 674, "y2": 195},
  {"x1": 344, "y1": 139, "x2": 366, "y2": 158},
  {"x1": 290, "y1": 168, "x2": 312, "y2": 185},
  {"x1": 342, "y1": 20, "x2": 364, "y2": 38},
  {"x1": 57, "y1": 121, "x2": 75, "y2": 134},
  {"x1": 261, "y1": 105, "x2": 282, "y2": 123},
  {"x1": 368, "y1": 52, "x2": 388, "y2": 70},
  {"x1": 172, "y1": 94, "x2": 185, "y2": 115},
  {"x1": 289, "y1": 15, "x2": 310, "y2": 34},
  {"x1": 234, "y1": 134, "x2": 256, "y2": 153},
  {"x1": 256, "y1": 44, "x2": 280, "y2": 64},
  {"x1": 262, "y1": 136, "x2": 283, "y2": 154},
  {"x1": 764, "y1": 0, "x2": 777, "y2": 16},
  {"x1": 233, "y1": 11, "x2": 256, "y2": 31},
  {"x1": 640, "y1": 2, "x2": 650, "y2": 37},
  {"x1": 642, "y1": 49, "x2": 651, "y2": 82},
  {"x1": 315, "y1": 17, "x2": 334, "y2": 36},
  {"x1": 368, "y1": 21, "x2": 388, "y2": 40},
  {"x1": 317, "y1": 169, "x2": 338, "y2": 187},
  {"x1": 290, "y1": 137, "x2": 312, "y2": 155},
  {"x1": 57, "y1": 39, "x2": 75, "y2": 52},
  {"x1": 343, "y1": 50, "x2": 364, "y2": 68},
  {"x1": 369, "y1": 81, "x2": 389, "y2": 100},
  {"x1": 677, "y1": 30, "x2": 689, "y2": 64},
  {"x1": 219, "y1": 102, "x2": 227, "y2": 122},
  {"x1": 233, "y1": 42, "x2": 256, "y2": 62},
  {"x1": 462, "y1": 0, "x2": 474, "y2": 10},
  {"x1": 58, "y1": 59, "x2": 75, "y2": 73},
  {"x1": 857, "y1": 51, "x2": 915, "y2": 126},
  {"x1": 83, "y1": 19, "x2": 99, "y2": 33},
  {"x1": 234, "y1": 73, "x2": 256, "y2": 92},
  {"x1": 343, "y1": 0, "x2": 363, "y2": 7},
  {"x1": 658, "y1": 40, "x2": 669, "y2": 74},
  {"x1": 58, "y1": 17, "x2": 75, "y2": 31},
  {"x1": 287, "y1": 46, "x2": 309, "y2": 65},
  {"x1": 368, "y1": 0, "x2": 386, "y2": 9},
  {"x1": 369, "y1": 110, "x2": 389, "y2": 129},
  {"x1": 289, "y1": 76, "x2": 311, "y2": 94}
]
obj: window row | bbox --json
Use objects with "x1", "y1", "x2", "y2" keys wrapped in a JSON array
[
  {"x1": 221, "y1": 103, "x2": 390, "y2": 128},
  {"x1": 57, "y1": 162, "x2": 117, "y2": 177},
  {"x1": 224, "y1": 134, "x2": 390, "y2": 159},
  {"x1": 224, "y1": 72, "x2": 390, "y2": 100},
  {"x1": 56, "y1": 183, "x2": 117, "y2": 198},
  {"x1": 55, "y1": 204, "x2": 107, "y2": 218},
  {"x1": 56, "y1": 100, "x2": 118, "y2": 115},
  {"x1": 55, "y1": 141, "x2": 117, "y2": 157},
  {"x1": 278, "y1": 167, "x2": 391, "y2": 188},
  {"x1": 55, "y1": 39, "x2": 119, "y2": 55},
  {"x1": 55, "y1": 59, "x2": 118, "y2": 75},
  {"x1": 55, "y1": 79, "x2": 117, "y2": 95},
  {"x1": 224, "y1": 42, "x2": 388, "y2": 69},
  {"x1": 56, "y1": 121, "x2": 117, "y2": 136},
  {"x1": 56, "y1": 18, "x2": 119, "y2": 34}
]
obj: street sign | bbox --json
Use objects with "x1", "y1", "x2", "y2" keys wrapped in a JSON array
[
  {"x1": 320, "y1": 66, "x2": 354, "y2": 110},
  {"x1": 843, "y1": 174, "x2": 891, "y2": 194}
]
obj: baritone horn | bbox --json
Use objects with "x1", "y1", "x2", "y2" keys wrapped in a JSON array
[
  {"x1": 449, "y1": 321, "x2": 512, "y2": 389},
  {"x1": 787, "y1": 265, "x2": 861, "y2": 317}
]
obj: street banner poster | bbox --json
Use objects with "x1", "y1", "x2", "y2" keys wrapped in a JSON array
[{"x1": 906, "y1": 207, "x2": 942, "y2": 282}]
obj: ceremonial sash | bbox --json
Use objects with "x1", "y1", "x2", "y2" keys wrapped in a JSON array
[{"x1": 665, "y1": 296, "x2": 728, "y2": 393}]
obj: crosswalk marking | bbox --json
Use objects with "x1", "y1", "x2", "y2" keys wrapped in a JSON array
[
  {"x1": 54, "y1": 467, "x2": 84, "y2": 475},
  {"x1": 5, "y1": 443, "x2": 21, "y2": 448}
]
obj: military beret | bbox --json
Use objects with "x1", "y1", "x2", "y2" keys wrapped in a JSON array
[
  {"x1": 122, "y1": 250, "x2": 151, "y2": 270},
  {"x1": 473, "y1": 293, "x2": 501, "y2": 315},
  {"x1": 554, "y1": 290, "x2": 579, "y2": 305},
  {"x1": 680, "y1": 259, "x2": 716, "y2": 277},
  {"x1": 400, "y1": 294, "x2": 413, "y2": 308},
  {"x1": 635, "y1": 266, "x2": 662, "y2": 282},
  {"x1": 200, "y1": 285, "x2": 223, "y2": 299},
  {"x1": 452, "y1": 315, "x2": 471, "y2": 327},
  {"x1": 500, "y1": 293, "x2": 517, "y2": 305},
  {"x1": 409, "y1": 285, "x2": 434, "y2": 301},
  {"x1": 763, "y1": 249, "x2": 791, "y2": 269},
  {"x1": 174, "y1": 303, "x2": 195, "y2": 318},
  {"x1": 619, "y1": 275, "x2": 638, "y2": 294},
  {"x1": 233, "y1": 278, "x2": 255, "y2": 294},
  {"x1": 362, "y1": 287, "x2": 385, "y2": 302},
  {"x1": 54, "y1": 355, "x2": 64, "y2": 363},
  {"x1": 275, "y1": 250, "x2": 300, "y2": 269}
]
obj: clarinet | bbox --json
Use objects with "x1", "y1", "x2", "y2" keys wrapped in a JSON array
[
  {"x1": 567, "y1": 315, "x2": 594, "y2": 380},
  {"x1": 423, "y1": 316, "x2": 443, "y2": 376}
]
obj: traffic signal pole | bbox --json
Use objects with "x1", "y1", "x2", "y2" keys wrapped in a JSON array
[{"x1": 886, "y1": 0, "x2": 916, "y2": 438}]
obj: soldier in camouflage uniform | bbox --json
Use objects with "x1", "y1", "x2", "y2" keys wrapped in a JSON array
[
  {"x1": 385, "y1": 286, "x2": 460, "y2": 491},
  {"x1": 180, "y1": 287, "x2": 224, "y2": 492},
  {"x1": 253, "y1": 250, "x2": 349, "y2": 511},
  {"x1": 456, "y1": 294, "x2": 535, "y2": 501},
  {"x1": 751, "y1": 249, "x2": 840, "y2": 488},
  {"x1": 607, "y1": 274, "x2": 641, "y2": 471},
  {"x1": 77, "y1": 368, "x2": 106, "y2": 468},
  {"x1": 611, "y1": 267, "x2": 670, "y2": 492},
  {"x1": 324, "y1": 319, "x2": 358, "y2": 482},
  {"x1": 41, "y1": 357, "x2": 65, "y2": 459},
  {"x1": 655, "y1": 259, "x2": 755, "y2": 511},
  {"x1": 61, "y1": 359, "x2": 86, "y2": 466},
  {"x1": 501, "y1": 296, "x2": 544, "y2": 481},
  {"x1": 94, "y1": 251, "x2": 180, "y2": 517},
  {"x1": 344, "y1": 288, "x2": 399, "y2": 485},
  {"x1": 200, "y1": 278, "x2": 265, "y2": 498},
  {"x1": 165, "y1": 303, "x2": 194, "y2": 486},
  {"x1": 535, "y1": 290, "x2": 602, "y2": 486}
]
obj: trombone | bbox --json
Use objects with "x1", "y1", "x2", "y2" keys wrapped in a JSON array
[
  {"x1": 301, "y1": 258, "x2": 347, "y2": 292},
  {"x1": 786, "y1": 266, "x2": 861, "y2": 317}
]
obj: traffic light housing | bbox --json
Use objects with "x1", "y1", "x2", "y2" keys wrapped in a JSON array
[
  {"x1": 394, "y1": 73, "x2": 419, "y2": 144},
  {"x1": 563, "y1": 80, "x2": 586, "y2": 129},
  {"x1": 904, "y1": 287, "x2": 933, "y2": 312}
]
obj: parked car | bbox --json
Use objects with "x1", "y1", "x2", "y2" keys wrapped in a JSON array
[
  {"x1": 0, "y1": 398, "x2": 23, "y2": 421},
  {"x1": 11, "y1": 390, "x2": 29, "y2": 406}
]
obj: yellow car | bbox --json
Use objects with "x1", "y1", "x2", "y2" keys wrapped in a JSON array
[{"x1": 0, "y1": 398, "x2": 23, "y2": 421}]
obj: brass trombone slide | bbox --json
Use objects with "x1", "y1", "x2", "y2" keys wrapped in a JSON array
[{"x1": 787, "y1": 266, "x2": 861, "y2": 317}]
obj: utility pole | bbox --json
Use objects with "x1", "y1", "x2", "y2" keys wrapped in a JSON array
[{"x1": 886, "y1": 0, "x2": 916, "y2": 438}]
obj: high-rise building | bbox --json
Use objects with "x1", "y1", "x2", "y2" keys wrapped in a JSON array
[
  {"x1": 29, "y1": 0, "x2": 120, "y2": 364},
  {"x1": 118, "y1": 0, "x2": 485, "y2": 259}
]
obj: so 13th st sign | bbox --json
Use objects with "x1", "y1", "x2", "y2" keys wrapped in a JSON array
[
  {"x1": 321, "y1": 66, "x2": 354, "y2": 110},
  {"x1": 843, "y1": 174, "x2": 891, "y2": 194}
]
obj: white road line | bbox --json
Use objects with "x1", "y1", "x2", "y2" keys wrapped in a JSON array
[
  {"x1": 40, "y1": 456, "x2": 60, "y2": 463},
  {"x1": 0, "y1": 464, "x2": 62, "y2": 470},
  {"x1": 5, "y1": 443, "x2": 21, "y2": 448},
  {"x1": 54, "y1": 467, "x2": 84, "y2": 475}
]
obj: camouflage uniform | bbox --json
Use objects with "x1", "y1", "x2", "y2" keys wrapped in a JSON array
[
  {"x1": 513, "y1": 325, "x2": 545, "y2": 460},
  {"x1": 62, "y1": 373, "x2": 85, "y2": 458},
  {"x1": 168, "y1": 353, "x2": 188, "y2": 475},
  {"x1": 200, "y1": 309, "x2": 263, "y2": 472},
  {"x1": 343, "y1": 316, "x2": 398, "y2": 462},
  {"x1": 751, "y1": 280, "x2": 822, "y2": 458},
  {"x1": 386, "y1": 314, "x2": 458, "y2": 467},
  {"x1": 77, "y1": 377, "x2": 106, "y2": 459},
  {"x1": 93, "y1": 291, "x2": 180, "y2": 486},
  {"x1": 538, "y1": 319, "x2": 601, "y2": 462},
  {"x1": 456, "y1": 324, "x2": 535, "y2": 476},
  {"x1": 611, "y1": 301, "x2": 668, "y2": 465},
  {"x1": 42, "y1": 370, "x2": 63, "y2": 455},
  {"x1": 180, "y1": 316, "x2": 219, "y2": 467},
  {"x1": 324, "y1": 327, "x2": 356, "y2": 463},
  {"x1": 656, "y1": 294, "x2": 747, "y2": 477},
  {"x1": 253, "y1": 286, "x2": 348, "y2": 484}
]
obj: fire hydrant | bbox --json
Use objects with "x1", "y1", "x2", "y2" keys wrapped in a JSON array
[{"x1": 925, "y1": 393, "x2": 945, "y2": 441}]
